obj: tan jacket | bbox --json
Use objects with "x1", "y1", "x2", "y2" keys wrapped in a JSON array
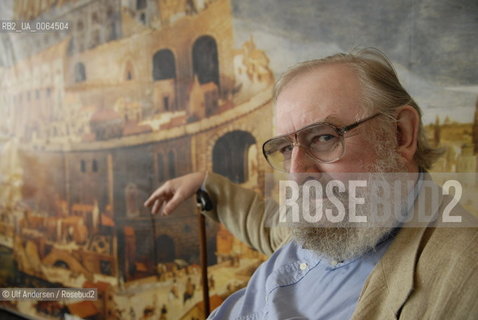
[{"x1": 202, "y1": 172, "x2": 478, "y2": 320}]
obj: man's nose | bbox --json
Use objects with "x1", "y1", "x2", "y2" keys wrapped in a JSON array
[{"x1": 289, "y1": 146, "x2": 321, "y2": 183}]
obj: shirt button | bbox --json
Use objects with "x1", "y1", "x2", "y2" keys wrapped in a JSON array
[{"x1": 299, "y1": 262, "x2": 308, "y2": 270}]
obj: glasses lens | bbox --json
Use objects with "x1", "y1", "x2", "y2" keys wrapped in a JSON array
[
  {"x1": 263, "y1": 137, "x2": 293, "y2": 170},
  {"x1": 263, "y1": 124, "x2": 344, "y2": 171},
  {"x1": 301, "y1": 124, "x2": 343, "y2": 161}
]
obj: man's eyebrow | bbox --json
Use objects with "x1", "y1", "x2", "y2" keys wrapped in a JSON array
[
  {"x1": 321, "y1": 114, "x2": 346, "y2": 126},
  {"x1": 274, "y1": 114, "x2": 348, "y2": 137}
]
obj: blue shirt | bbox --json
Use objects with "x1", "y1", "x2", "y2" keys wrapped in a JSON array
[
  {"x1": 208, "y1": 237, "x2": 394, "y2": 320},
  {"x1": 209, "y1": 173, "x2": 424, "y2": 320}
]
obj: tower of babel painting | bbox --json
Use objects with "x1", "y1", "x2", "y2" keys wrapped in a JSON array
[{"x1": 0, "y1": 0, "x2": 274, "y2": 318}]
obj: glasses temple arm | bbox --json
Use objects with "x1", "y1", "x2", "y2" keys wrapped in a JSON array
[{"x1": 340, "y1": 113, "x2": 382, "y2": 134}]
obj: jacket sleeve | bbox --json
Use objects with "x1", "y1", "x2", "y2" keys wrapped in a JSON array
[{"x1": 201, "y1": 172, "x2": 290, "y2": 256}]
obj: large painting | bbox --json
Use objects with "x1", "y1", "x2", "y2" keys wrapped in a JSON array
[{"x1": 0, "y1": 0, "x2": 476, "y2": 319}]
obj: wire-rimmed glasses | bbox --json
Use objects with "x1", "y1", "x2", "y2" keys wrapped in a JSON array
[{"x1": 262, "y1": 113, "x2": 381, "y2": 172}]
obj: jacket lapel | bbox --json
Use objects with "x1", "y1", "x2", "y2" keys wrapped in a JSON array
[{"x1": 352, "y1": 172, "x2": 442, "y2": 319}]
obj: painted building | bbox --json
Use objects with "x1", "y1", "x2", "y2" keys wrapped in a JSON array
[{"x1": 1, "y1": 0, "x2": 274, "y2": 318}]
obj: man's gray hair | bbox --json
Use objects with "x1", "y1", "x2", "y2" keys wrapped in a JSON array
[{"x1": 273, "y1": 48, "x2": 443, "y2": 170}]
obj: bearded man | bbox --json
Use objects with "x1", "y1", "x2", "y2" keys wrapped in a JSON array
[{"x1": 145, "y1": 49, "x2": 478, "y2": 319}]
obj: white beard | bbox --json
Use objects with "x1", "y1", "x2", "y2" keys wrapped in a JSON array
[{"x1": 290, "y1": 133, "x2": 408, "y2": 262}]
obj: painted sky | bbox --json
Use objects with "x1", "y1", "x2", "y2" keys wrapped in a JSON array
[
  {"x1": 1, "y1": 0, "x2": 476, "y2": 123},
  {"x1": 231, "y1": 0, "x2": 478, "y2": 124}
]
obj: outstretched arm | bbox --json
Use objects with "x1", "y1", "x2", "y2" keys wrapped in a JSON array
[
  {"x1": 144, "y1": 172, "x2": 206, "y2": 216},
  {"x1": 144, "y1": 172, "x2": 290, "y2": 256}
]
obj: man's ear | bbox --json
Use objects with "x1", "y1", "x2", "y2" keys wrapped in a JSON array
[{"x1": 395, "y1": 105, "x2": 420, "y2": 162}]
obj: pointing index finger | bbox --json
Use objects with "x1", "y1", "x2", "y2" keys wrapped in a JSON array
[{"x1": 144, "y1": 186, "x2": 166, "y2": 207}]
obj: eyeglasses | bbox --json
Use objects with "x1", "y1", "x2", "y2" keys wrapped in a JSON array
[{"x1": 262, "y1": 113, "x2": 381, "y2": 172}]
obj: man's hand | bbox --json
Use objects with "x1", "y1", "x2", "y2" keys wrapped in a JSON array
[{"x1": 144, "y1": 172, "x2": 206, "y2": 215}]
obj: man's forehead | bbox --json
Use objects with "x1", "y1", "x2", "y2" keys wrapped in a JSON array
[
  {"x1": 273, "y1": 64, "x2": 363, "y2": 135},
  {"x1": 274, "y1": 112, "x2": 349, "y2": 136}
]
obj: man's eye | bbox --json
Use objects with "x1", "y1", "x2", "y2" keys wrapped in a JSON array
[
  {"x1": 279, "y1": 145, "x2": 293, "y2": 155},
  {"x1": 312, "y1": 134, "x2": 335, "y2": 143}
]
